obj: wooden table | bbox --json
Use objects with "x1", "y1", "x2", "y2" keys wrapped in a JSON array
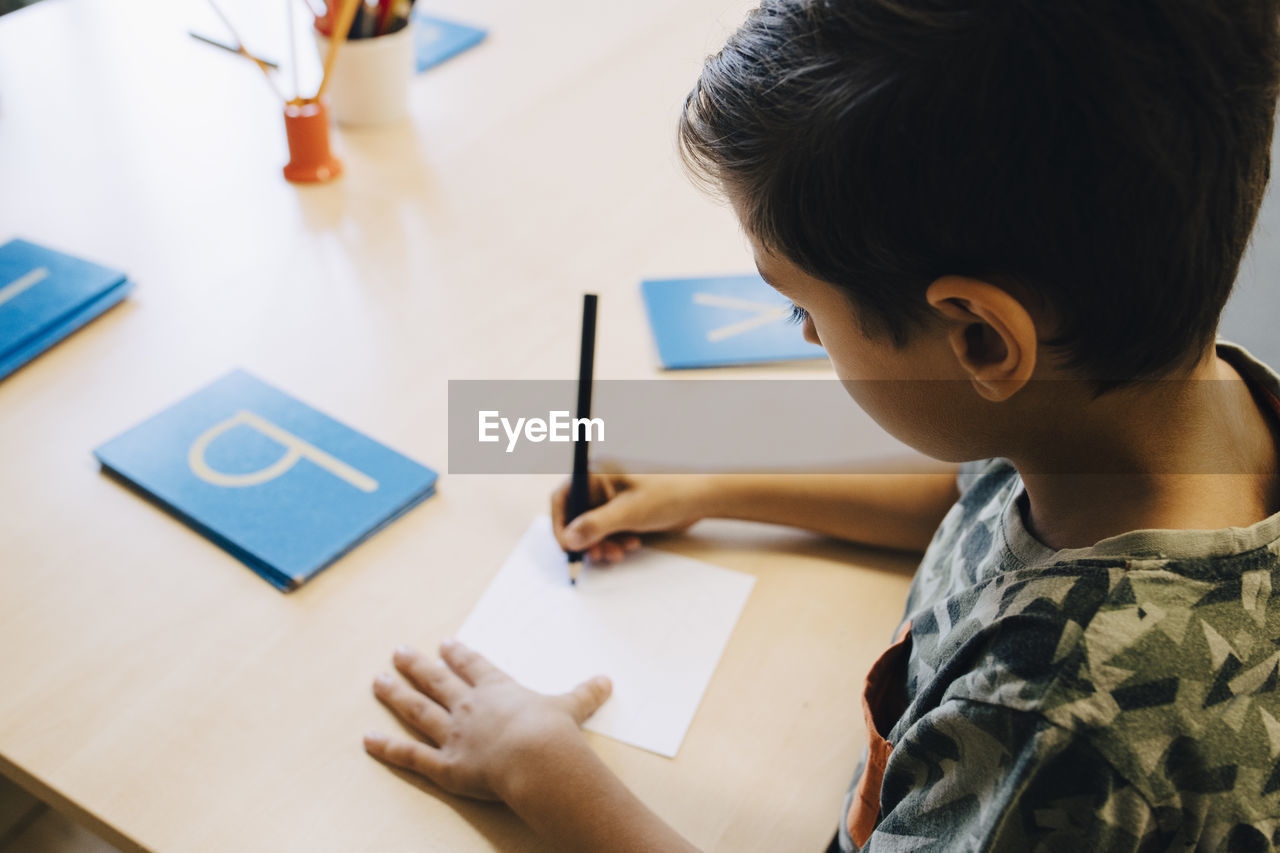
[{"x1": 0, "y1": 0, "x2": 918, "y2": 849}]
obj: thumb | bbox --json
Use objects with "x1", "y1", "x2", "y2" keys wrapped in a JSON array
[
  {"x1": 560, "y1": 675, "x2": 612, "y2": 725},
  {"x1": 563, "y1": 494, "x2": 640, "y2": 549}
]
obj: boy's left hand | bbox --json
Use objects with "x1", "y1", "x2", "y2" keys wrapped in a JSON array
[{"x1": 364, "y1": 639, "x2": 612, "y2": 803}]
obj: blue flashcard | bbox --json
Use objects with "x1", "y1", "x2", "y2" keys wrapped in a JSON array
[
  {"x1": 0, "y1": 238, "x2": 131, "y2": 380},
  {"x1": 0, "y1": 279, "x2": 133, "y2": 381},
  {"x1": 94, "y1": 370, "x2": 438, "y2": 591},
  {"x1": 413, "y1": 13, "x2": 486, "y2": 73},
  {"x1": 641, "y1": 274, "x2": 828, "y2": 369}
]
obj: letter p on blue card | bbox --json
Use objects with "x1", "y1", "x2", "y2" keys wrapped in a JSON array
[{"x1": 94, "y1": 370, "x2": 438, "y2": 591}]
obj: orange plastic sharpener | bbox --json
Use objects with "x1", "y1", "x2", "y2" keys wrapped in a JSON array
[{"x1": 282, "y1": 100, "x2": 342, "y2": 184}]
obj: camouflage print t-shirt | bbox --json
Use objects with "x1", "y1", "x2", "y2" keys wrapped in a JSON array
[{"x1": 836, "y1": 343, "x2": 1280, "y2": 852}]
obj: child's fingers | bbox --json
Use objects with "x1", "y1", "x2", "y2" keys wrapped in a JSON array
[
  {"x1": 599, "y1": 540, "x2": 625, "y2": 564},
  {"x1": 562, "y1": 492, "x2": 641, "y2": 550},
  {"x1": 552, "y1": 475, "x2": 621, "y2": 550},
  {"x1": 372, "y1": 673, "x2": 450, "y2": 745},
  {"x1": 440, "y1": 638, "x2": 503, "y2": 687},
  {"x1": 596, "y1": 474, "x2": 618, "y2": 503},
  {"x1": 554, "y1": 675, "x2": 613, "y2": 725},
  {"x1": 364, "y1": 731, "x2": 448, "y2": 782},
  {"x1": 588, "y1": 535, "x2": 641, "y2": 565},
  {"x1": 393, "y1": 646, "x2": 467, "y2": 710},
  {"x1": 550, "y1": 480, "x2": 570, "y2": 538}
]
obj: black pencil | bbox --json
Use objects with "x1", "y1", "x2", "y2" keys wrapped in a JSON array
[{"x1": 565, "y1": 293, "x2": 598, "y2": 585}]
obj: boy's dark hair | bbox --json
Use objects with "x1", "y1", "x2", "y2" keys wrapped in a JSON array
[{"x1": 679, "y1": 0, "x2": 1280, "y2": 386}]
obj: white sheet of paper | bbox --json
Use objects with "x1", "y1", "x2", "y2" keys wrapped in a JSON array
[{"x1": 456, "y1": 516, "x2": 756, "y2": 757}]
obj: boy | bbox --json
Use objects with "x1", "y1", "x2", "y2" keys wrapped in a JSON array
[{"x1": 363, "y1": 0, "x2": 1280, "y2": 849}]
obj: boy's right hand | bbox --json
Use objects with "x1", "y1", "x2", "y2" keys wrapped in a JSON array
[{"x1": 550, "y1": 473, "x2": 709, "y2": 564}]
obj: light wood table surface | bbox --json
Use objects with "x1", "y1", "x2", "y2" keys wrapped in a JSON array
[{"x1": 0, "y1": 0, "x2": 918, "y2": 850}]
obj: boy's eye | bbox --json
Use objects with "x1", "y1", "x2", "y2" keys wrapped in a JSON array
[{"x1": 788, "y1": 303, "x2": 809, "y2": 325}]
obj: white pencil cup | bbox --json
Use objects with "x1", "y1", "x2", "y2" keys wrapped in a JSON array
[{"x1": 314, "y1": 23, "x2": 415, "y2": 126}]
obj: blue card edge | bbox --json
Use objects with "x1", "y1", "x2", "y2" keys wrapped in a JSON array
[
  {"x1": 0, "y1": 257, "x2": 128, "y2": 360},
  {"x1": 97, "y1": 463, "x2": 437, "y2": 591},
  {"x1": 294, "y1": 483, "x2": 437, "y2": 584},
  {"x1": 0, "y1": 272, "x2": 130, "y2": 360},
  {"x1": 413, "y1": 13, "x2": 487, "y2": 73},
  {"x1": 639, "y1": 276, "x2": 827, "y2": 370},
  {"x1": 658, "y1": 351, "x2": 830, "y2": 370},
  {"x1": 93, "y1": 454, "x2": 437, "y2": 593},
  {"x1": 0, "y1": 278, "x2": 134, "y2": 382},
  {"x1": 638, "y1": 281, "x2": 675, "y2": 369},
  {"x1": 97, "y1": 462, "x2": 294, "y2": 591}
]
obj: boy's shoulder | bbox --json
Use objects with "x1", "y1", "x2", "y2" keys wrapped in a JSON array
[
  {"x1": 913, "y1": 545, "x2": 1280, "y2": 776},
  {"x1": 897, "y1": 453, "x2": 1280, "y2": 837}
]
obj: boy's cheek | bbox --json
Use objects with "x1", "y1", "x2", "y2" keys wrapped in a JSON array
[
  {"x1": 838, "y1": 375, "x2": 985, "y2": 462},
  {"x1": 817, "y1": 318, "x2": 986, "y2": 456}
]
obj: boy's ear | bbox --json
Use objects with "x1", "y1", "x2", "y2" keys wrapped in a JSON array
[{"x1": 925, "y1": 276, "x2": 1037, "y2": 402}]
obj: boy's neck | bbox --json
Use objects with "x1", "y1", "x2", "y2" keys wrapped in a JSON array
[{"x1": 1013, "y1": 347, "x2": 1280, "y2": 551}]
